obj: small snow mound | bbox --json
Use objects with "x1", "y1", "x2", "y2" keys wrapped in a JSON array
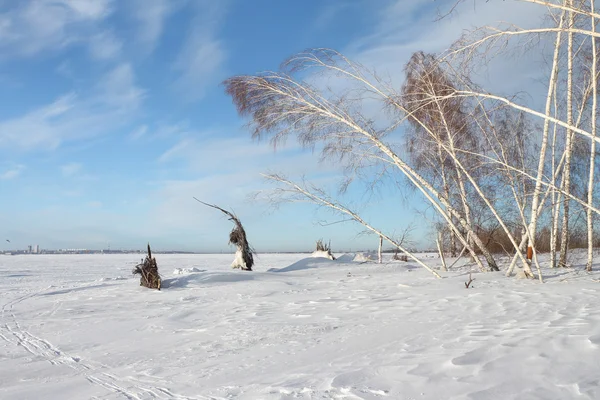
[
  {"x1": 172, "y1": 267, "x2": 205, "y2": 275},
  {"x1": 335, "y1": 253, "x2": 355, "y2": 263},
  {"x1": 311, "y1": 250, "x2": 335, "y2": 260},
  {"x1": 162, "y1": 271, "x2": 254, "y2": 288},
  {"x1": 516, "y1": 270, "x2": 530, "y2": 279},
  {"x1": 353, "y1": 252, "x2": 374, "y2": 262},
  {"x1": 98, "y1": 276, "x2": 128, "y2": 282},
  {"x1": 268, "y1": 257, "x2": 334, "y2": 273}
]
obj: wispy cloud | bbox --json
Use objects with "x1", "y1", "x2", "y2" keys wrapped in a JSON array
[
  {"x1": 61, "y1": 162, "x2": 82, "y2": 177},
  {"x1": 157, "y1": 134, "x2": 288, "y2": 172},
  {"x1": 172, "y1": 2, "x2": 226, "y2": 102},
  {"x1": 152, "y1": 121, "x2": 192, "y2": 139},
  {"x1": 59, "y1": 0, "x2": 114, "y2": 19},
  {"x1": 55, "y1": 60, "x2": 74, "y2": 78},
  {"x1": 128, "y1": 121, "x2": 190, "y2": 142},
  {"x1": 88, "y1": 29, "x2": 122, "y2": 60},
  {"x1": 0, "y1": 0, "x2": 114, "y2": 58},
  {"x1": 131, "y1": 0, "x2": 181, "y2": 54},
  {"x1": 0, "y1": 64, "x2": 145, "y2": 151},
  {"x1": 97, "y1": 63, "x2": 145, "y2": 110},
  {"x1": 346, "y1": 0, "x2": 548, "y2": 96},
  {"x1": 0, "y1": 94, "x2": 76, "y2": 150},
  {"x1": 313, "y1": 2, "x2": 351, "y2": 32},
  {"x1": 129, "y1": 124, "x2": 148, "y2": 141},
  {"x1": 87, "y1": 200, "x2": 103, "y2": 208},
  {"x1": 0, "y1": 164, "x2": 24, "y2": 180},
  {"x1": 158, "y1": 137, "x2": 197, "y2": 163}
]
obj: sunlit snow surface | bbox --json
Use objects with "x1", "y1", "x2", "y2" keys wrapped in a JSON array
[{"x1": 1, "y1": 252, "x2": 600, "y2": 399}]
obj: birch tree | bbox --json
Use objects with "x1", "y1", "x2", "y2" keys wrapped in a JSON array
[
  {"x1": 559, "y1": 0, "x2": 577, "y2": 268},
  {"x1": 586, "y1": 0, "x2": 598, "y2": 271},
  {"x1": 222, "y1": 0, "x2": 600, "y2": 279}
]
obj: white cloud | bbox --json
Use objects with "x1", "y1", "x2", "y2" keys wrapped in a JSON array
[
  {"x1": 0, "y1": 65, "x2": 144, "y2": 151},
  {"x1": 172, "y1": 2, "x2": 226, "y2": 101},
  {"x1": 88, "y1": 29, "x2": 122, "y2": 60},
  {"x1": 96, "y1": 63, "x2": 145, "y2": 111},
  {"x1": 0, "y1": 94, "x2": 75, "y2": 149},
  {"x1": 0, "y1": 164, "x2": 24, "y2": 180},
  {"x1": 153, "y1": 134, "x2": 342, "y2": 227},
  {"x1": 173, "y1": 37, "x2": 225, "y2": 102},
  {"x1": 152, "y1": 121, "x2": 192, "y2": 139},
  {"x1": 298, "y1": 0, "x2": 551, "y2": 125},
  {"x1": 158, "y1": 137, "x2": 196, "y2": 163},
  {"x1": 129, "y1": 124, "x2": 148, "y2": 140},
  {"x1": 131, "y1": 0, "x2": 181, "y2": 53},
  {"x1": 55, "y1": 60, "x2": 74, "y2": 78},
  {"x1": 61, "y1": 162, "x2": 82, "y2": 177},
  {"x1": 345, "y1": 0, "x2": 549, "y2": 98},
  {"x1": 0, "y1": 0, "x2": 114, "y2": 57},
  {"x1": 313, "y1": 2, "x2": 350, "y2": 32},
  {"x1": 157, "y1": 134, "x2": 306, "y2": 173},
  {"x1": 58, "y1": 0, "x2": 113, "y2": 19}
]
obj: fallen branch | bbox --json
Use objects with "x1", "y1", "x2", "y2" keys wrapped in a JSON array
[{"x1": 465, "y1": 272, "x2": 475, "y2": 289}]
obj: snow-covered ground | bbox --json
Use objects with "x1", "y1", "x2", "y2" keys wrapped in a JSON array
[{"x1": 1, "y1": 251, "x2": 600, "y2": 399}]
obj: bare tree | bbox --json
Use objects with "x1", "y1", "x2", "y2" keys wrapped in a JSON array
[
  {"x1": 442, "y1": 0, "x2": 599, "y2": 275},
  {"x1": 195, "y1": 198, "x2": 255, "y2": 271},
  {"x1": 261, "y1": 174, "x2": 442, "y2": 277},
  {"x1": 400, "y1": 51, "x2": 503, "y2": 272},
  {"x1": 221, "y1": 0, "x2": 600, "y2": 280},
  {"x1": 224, "y1": 51, "x2": 491, "y2": 273}
]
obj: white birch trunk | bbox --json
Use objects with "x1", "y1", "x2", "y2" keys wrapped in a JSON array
[
  {"x1": 550, "y1": 63, "x2": 560, "y2": 269},
  {"x1": 378, "y1": 235, "x2": 383, "y2": 264},
  {"x1": 292, "y1": 60, "x2": 492, "y2": 272},
  {"x1": 559, "y1": 0, "x2": 575, "y2": 268},
  {"x1": 267, "y1": 73, "x2": 487, "y2": 272},
  {"x1": 526, "y1": 7, "x2": 565, "y2": 263},
  {"x1": 587, "y1": 0, "x2": 597, "y2": 271},
  {"x1": 430, "y1": 90, "x2": 500, "y2": 271},
  {"x1": 437, "y1": 232, "x2": 448, "y2": 272}
]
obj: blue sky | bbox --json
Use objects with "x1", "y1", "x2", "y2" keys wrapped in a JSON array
[{"x1": 0, "y1": 0, "x2": 547, "y2": 252}]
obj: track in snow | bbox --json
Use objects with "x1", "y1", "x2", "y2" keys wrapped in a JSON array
[{"x1": 0, "y1": 284, "x2": 215, "y2": 400}]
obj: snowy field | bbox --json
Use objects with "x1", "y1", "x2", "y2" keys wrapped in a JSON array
[{"x1": 1, "y1": 251, "x2": 600, "y2": 400}]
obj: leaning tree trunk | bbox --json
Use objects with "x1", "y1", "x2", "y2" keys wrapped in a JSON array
[{"x1": 527, "y1": 7, "x2": 565, "y2": 266}]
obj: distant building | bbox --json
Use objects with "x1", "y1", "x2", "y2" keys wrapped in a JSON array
[
  {"x1": 28, "y1": 245, "x2": 32, "y2": 254},
  {"x1": 33, "y1": 245, "x2": 39, "y2": 254}
]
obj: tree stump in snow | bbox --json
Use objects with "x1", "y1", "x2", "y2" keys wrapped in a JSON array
[
  {"x1": 133, "y1": 244, "x2": 161, "y2": 290},
  {"x1": 312, "y1": 239, "x2": 335, "y2": 260}
]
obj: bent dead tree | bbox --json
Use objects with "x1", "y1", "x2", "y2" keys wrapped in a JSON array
[
  {"x1": 133, "y1": 243, "x2": 161, "y2": 290},
  {"x1": 195, "y1": 198, "x2": 254, "y2": 271}
]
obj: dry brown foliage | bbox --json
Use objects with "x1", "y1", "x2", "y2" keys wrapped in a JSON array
[
  {"x1": 132, "y1": 243, "x2": 161, "y2": 290},
  {"x1": 195, "y1": 198, "x2": 254, "y2": 271}
]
